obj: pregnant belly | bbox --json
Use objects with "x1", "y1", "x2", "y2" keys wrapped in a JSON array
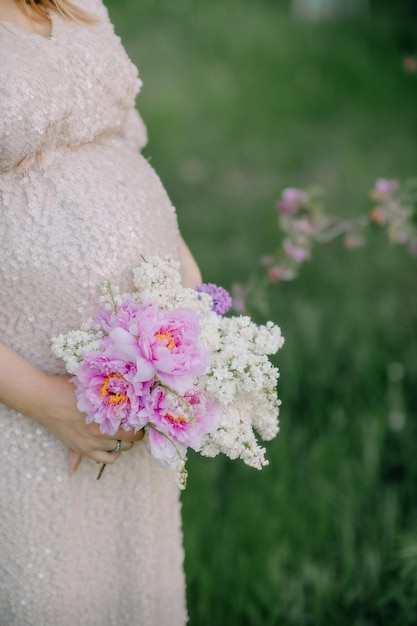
[{"x1": 0, "y1": 137, "x2": 180, "y2": 369}]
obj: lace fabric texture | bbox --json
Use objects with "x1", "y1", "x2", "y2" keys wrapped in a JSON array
[{"x1": 0, "y1": 1, "x2": 187, "y2": 623}]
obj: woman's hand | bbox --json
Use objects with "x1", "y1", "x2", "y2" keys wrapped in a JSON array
[
  {"x1": 0, "y1": 342, "x2": 143, "y2": 474},
  {"x1": 37, "y1": 374, "x2": 144, "y2": 472}
]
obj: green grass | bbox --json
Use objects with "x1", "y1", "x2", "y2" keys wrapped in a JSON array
[{"x1": 106, "y1": 1, "x2": 417, "y2": 623}]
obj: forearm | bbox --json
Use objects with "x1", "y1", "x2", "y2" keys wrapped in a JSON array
[
  {"x1": 179, "y1": 235, "x2": 202, "y2": 288},
  {"x1": 0, "y1": 340, "x2": 51, "y2": 422}
]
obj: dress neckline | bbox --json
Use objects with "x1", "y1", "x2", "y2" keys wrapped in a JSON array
[{"x1": 0, "y1": 9, "x2": 56, "y2": 41}]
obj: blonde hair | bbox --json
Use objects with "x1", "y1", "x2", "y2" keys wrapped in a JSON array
[{"x1": 20, "y1": 0, "x2": 96, "y2": 24}]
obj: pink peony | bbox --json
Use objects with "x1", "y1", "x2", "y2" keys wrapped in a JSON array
[
  {"x1": 73, "y1": 352, "x2": 150, "y2": 435},
  {"x1": 145, "y1": 385, "x2": 220, "y2": 451},
  {"x1": 93, "y1": 299, "x2": 148, "y2": 333},
  {"x1": 147, "y1": 429, "x2": 187, "y2": 469},
  {"x1": 109, "y1": 304, "x2": 210, "y2": 393}
]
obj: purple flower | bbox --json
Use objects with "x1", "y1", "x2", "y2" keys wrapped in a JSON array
[
  {"x1": 73, "y1": 352, "x2": 149, "y2": 435},
  {"x1": 196, "y1": 283, "x2": 232, "y2": 315}
]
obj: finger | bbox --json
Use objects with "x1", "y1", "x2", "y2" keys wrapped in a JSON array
[
  {"x1": 89, "y1": 450, "x2": 122, "y2": 465},
  {"x1": 112, "y1": 427, "x2": 145, "y2": 443},
  {"x1": 105, "y1": 440, "x2": 134, "y2": 454},
  {"x1": 131, "y1": 428, "x2": 145, "y2": 442},
  {"x1": 87, "y1": 423, "x2": 144, "y2": 443},
  {"x1": 103, "y1": 428, "x2": 144, "y2": 443},
  {"x1": 69, "y1": 449, "x2": 83, "y2": 474}
]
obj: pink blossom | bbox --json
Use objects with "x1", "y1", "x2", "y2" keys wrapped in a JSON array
[
  {"x1": 371, "y1": 178, "x2": 398, "y2": 200},
  {"x1": 267, "y1": 266, "x2": 295, "y2": 282},
  {"x1": 389, "y1": 228, "x2": 408, "y2": 245},
  {"x1": 403, "y1": 55, "x2": 417, "y2": 73},
  {"x1": 277, "y1": 188, "x2": 308, "y2": 215},
  {"x1": 145, "y1": 385, "x2": 219, "y2": 451},
  {"x1": 283, "y1": 241, "x2": 310, "y2": 263},
  {"x1": 231, "y1": 283, "x2": 247, "y2": 314},
  {"x1": 73, "y1": 353, "x2": 149, "y2": 435},
  {"x1": 293, "y1": 218, "x2": 316, "y2": 234},
  {"x1": 108, "y1": 304, "x2": 209, "y2": 393},
  {"x1": 260, "y1": 255, "x2": 276, "y2": 267},
  {"x1": 343, "y1": 233, "x2": 365, "y2": 249}
]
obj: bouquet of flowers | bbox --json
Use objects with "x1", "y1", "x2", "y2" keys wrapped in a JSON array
[{"x1": 52, "y1": 256, "x2": 284, "y2": 488}]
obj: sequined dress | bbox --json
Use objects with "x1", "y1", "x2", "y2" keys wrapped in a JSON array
[{"x1": 0, "y1": 1, "x2": 187, "y2": 624}]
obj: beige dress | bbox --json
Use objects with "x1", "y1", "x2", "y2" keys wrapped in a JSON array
[{"x1": 0, "y1": 1, "x2": 187, "y2": 624}]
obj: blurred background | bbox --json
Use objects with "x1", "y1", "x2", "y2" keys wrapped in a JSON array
[{"x1": 106, "y1": 0, "x2": 417, "y2": 623}]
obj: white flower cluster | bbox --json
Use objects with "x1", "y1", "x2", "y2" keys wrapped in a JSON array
[
  {"x1": 132, "y1": 256, "x2": 213, "y2": 315},
  {"x1": 198, "y1": 320, "x2": 282, "y2": 468},
  {"x1": 51, "y1": 325, "x2": 103, "y2": 374},
  {"x1": 51, "y1": 255, "x2": 285, "y2": 473}
]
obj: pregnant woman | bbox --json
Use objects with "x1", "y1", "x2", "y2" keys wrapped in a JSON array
[{"x1": 0, "y1": 0, "x2": 198, "y2": 623}]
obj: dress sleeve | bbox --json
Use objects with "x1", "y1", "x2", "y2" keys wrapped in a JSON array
[{"x1": 120, "y1": 108, "x2": 148, "y2": 152}]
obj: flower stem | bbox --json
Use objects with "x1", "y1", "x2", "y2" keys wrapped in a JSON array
[
  {"x1": 148, "y1": 424, "x2": 186, "y2": 462},
  {"x1": 97, "y1": 463, "x2": 106, "y2": 480},
  {"x1": 103, "y1": 281, "x2": 119, "y2": 314},
  {"x1": 156, "y1": 383, "x2": 195, "y2": 423}
]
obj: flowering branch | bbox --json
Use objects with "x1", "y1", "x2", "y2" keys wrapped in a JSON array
[{"x1": 232, "y1": 177, "x2": 417, "y2": 315}]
